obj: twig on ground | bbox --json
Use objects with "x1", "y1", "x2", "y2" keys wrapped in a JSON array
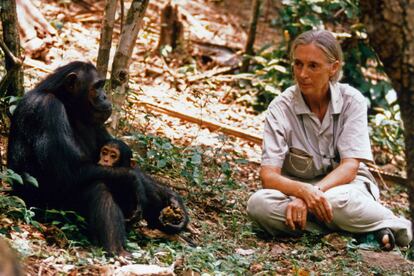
[
  {"x1": 186, "y1": 66, "x2": 239, "y2": 83},
  {"x1": 133, "y1": 99, "x2": 263, "y2": 145}
]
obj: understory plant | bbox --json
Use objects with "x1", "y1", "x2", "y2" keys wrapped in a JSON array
[{"x1": 245, "y1": 0, "x2": 405, "y2": 160}]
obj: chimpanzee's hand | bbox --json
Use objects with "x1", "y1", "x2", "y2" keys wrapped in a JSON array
[{"x1": 285, "y1": 198, "x2": 307, "y2": 230}]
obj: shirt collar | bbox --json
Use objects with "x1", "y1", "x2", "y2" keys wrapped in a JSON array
[
  {"x1": 329, "y1": 82, "x2": 343, "y2": 114},
  {"x1": 293, "y1": 82, "x2": 343, "y2": 115}
]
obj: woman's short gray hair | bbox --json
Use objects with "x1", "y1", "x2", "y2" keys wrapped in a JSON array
[{"x1": 290, "y1": 29, "x2": 343, "y2": 82}]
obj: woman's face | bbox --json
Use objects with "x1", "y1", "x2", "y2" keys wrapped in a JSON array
[{"x1": 292, "y1": 43, "x2": 339, "y2": 97}]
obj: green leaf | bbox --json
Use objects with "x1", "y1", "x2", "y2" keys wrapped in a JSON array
[
  {"x1": 147, "y1": 149, "x2": 157, "y2": 158},
  {"x1": 252, "y1": 56, "x2": 268, "y2": 65},
  {"x1": 272, "y1": 64, "x2": 288, "y2": 73},
  {"x1": 264, "y1": 85, "x2": 280, "y2": 94},
  {"x1": 235, "y1": 159, "x2": 248, "y2": 164},
  {"x1": 162, "y1": 142, "x2": 173, "y2": 150},
  {"x1": 9, "y1": 105, "x2": 16, "y2": 115},
  {"x1": 385, "y1": 89, "x2": 397, "y2": 105},
  {"x1": 157, "y1": 159, "x2": 167, "y2": 168},
  {"x1": 31, "y1": 221, "x2": 42, "y2": 230},
  {"x1": 23, "y1": 173, "x2": 39, "y2": 188},
  {"x1": 160, "y1": 45, "x2": 172, "y2": 57},
  {"x1": 7, "y1": 173, "x2": 23, "y2": 185},
  {"x1": 299, "y1": 16, "x2": 322, "y2": 27},
  {"x1": 221, "y1": 162, "x2": 231, "y2": 173},
  {"x1": 191, "y1": 153, "x2": 202, "y2": 165},
  {"x1": 311, "y1": 5, "x2": 322, "y2": 14}
]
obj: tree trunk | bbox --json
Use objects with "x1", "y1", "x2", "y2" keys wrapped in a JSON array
[
  {"x1": 0, "y1": 0, "x2": 24, "y2": 97},
  {"x1": 157, "y1": 2, "x2": 185, "y2": 52},
  {"x1": 96, "y1": 0, "x2": 117, "y2": 77},
  {"x1": 360, "y1": 0, "x2": 414, "y2": 228},
  {"x1": 109, "y1": 0, "x2": 149, "y2": 130},
  {"x1": 0, "y1": 39, "x2": 22, "y2": 95},
  {"x1": 241, "y1": 0, "x2": 262, "y2": 72}
]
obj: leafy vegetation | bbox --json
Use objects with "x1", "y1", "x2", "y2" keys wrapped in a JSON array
[
  {"x1": 0, "y1": 95, "x2": 19, "y2": 135},
  {"x1": 0, "y1": 169, "x2": 39, "y2": 188},
  {"x1": 129, "y1": 132, "x2": 244, "y2": 189},
  {"x1": 243, "y1": 0, "x2": 405, "y2": 165},
  {"x1": 0, "y1": 194, "x2": 39, "y2": 229},
  {"x1": 370, "y1": 103, "x2": 405, "y2": 167},
  {"x1": 40, "y1": 209, "x2": 89, "y2": 247},
  {"x1": 0, "y1": 0, "x2": 411, "y2": 273}
]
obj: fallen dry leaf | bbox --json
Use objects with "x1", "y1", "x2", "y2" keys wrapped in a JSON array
[
  {"x1": 249, "y1": 263, "x2": 263, "y2": 273},
  {"x1": 270, "y1": 244, "x2": 288, "y2": 256},
  {"x1": 235, "y1": 248, "x2": 255, "y2": 256}
]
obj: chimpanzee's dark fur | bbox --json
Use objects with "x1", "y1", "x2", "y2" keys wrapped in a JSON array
[
  {"x1": 102, "y1": 138, "x2": 189, "y2": 234},
  {"x1": 7, "y1": 62, "x2": 189, "y2": 254},
  {"x1": 100, "y1": 138, "x2": 142, "y2": 222},
  {"x1": 136, "y1": 169, "x2": 189, "y2": 233},
  {"x1": 7, "y1": 62, "x2": 133, "y2": 254}
]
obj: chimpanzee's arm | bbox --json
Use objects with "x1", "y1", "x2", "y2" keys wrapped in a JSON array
[
  {"x1": 28, "y1": 94, "x2": 134, "y2": 191},
  {"x1": 29, "y1": 94, "x2": 86, "y2": 191},
  {"x1": 134, "y1": 169, "x2": 189, "y2": 234},
  {"x1": 78, "y1": 164, "x2": 137, "y2": 186}
]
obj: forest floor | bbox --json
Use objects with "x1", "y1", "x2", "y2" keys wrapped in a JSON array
[{"x1": 0, "y1": 0, "x2": 413, "y2": 275}]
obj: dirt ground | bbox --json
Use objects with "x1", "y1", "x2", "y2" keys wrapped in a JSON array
[{"x1": 1, "y1": 0, "x2": 413, "y2": 275}]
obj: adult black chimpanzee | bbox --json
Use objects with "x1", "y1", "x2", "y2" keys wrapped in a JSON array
[
  {"x1": 7, "y1": 61, "x2": 152, "y2": 255},
  {"x1": 97, "y1": 138, "x2": 189, "y2": 234}
]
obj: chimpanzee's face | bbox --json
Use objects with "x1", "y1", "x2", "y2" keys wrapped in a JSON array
[
  {"x1": 98, "y1": 144, "x2": 120, "y2": 167},
  {"x1": 87, "y1": 70, "x2": 112, "y2": 124},
  {"x1": 64, "y1": 67, "x2": 112, "y2": 124}
]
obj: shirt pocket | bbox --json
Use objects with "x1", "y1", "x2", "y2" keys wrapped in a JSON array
[{"x1": 282, "y1": 147, "x2": 317, "y2": 179}]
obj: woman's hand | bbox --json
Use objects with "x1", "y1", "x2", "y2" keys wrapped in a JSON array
[
  {"x1": 285, "y1": 198, "x2": 308, "y2": 230},
  {"x1": 260, "y1": 166, "x2": 334, "y2": 224},
  {"x1": 299, "y1": 184, "x2": 333, "y2": 223}
]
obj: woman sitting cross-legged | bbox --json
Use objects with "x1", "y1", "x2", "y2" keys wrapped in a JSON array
[{"x1": 247, "y1": 29, "x2": 412, "y2": 251}]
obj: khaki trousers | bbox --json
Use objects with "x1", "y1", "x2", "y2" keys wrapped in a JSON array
[{"x1": 247, "y1": 177, "x2": 412, "y2": 246}]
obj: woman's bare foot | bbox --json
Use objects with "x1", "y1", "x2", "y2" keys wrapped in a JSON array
[{"x1": 376, "y1": 228, "x2": 395, "y2": 251}]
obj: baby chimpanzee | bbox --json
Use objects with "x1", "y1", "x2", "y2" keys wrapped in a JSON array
[
  {"x1": 98, "y1": 139, "x2": 133, "y2": 168},
  {"x1": 98, "y1": 139, "x2": 189, "y2": 234}
]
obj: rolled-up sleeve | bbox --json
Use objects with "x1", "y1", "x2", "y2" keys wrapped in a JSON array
[
  {"x1": 337, "y1": 96, "x2": 373, "y2": 163},
  {"x1": 261, "y1": 107, "x2": 289, "y2": 167}
]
